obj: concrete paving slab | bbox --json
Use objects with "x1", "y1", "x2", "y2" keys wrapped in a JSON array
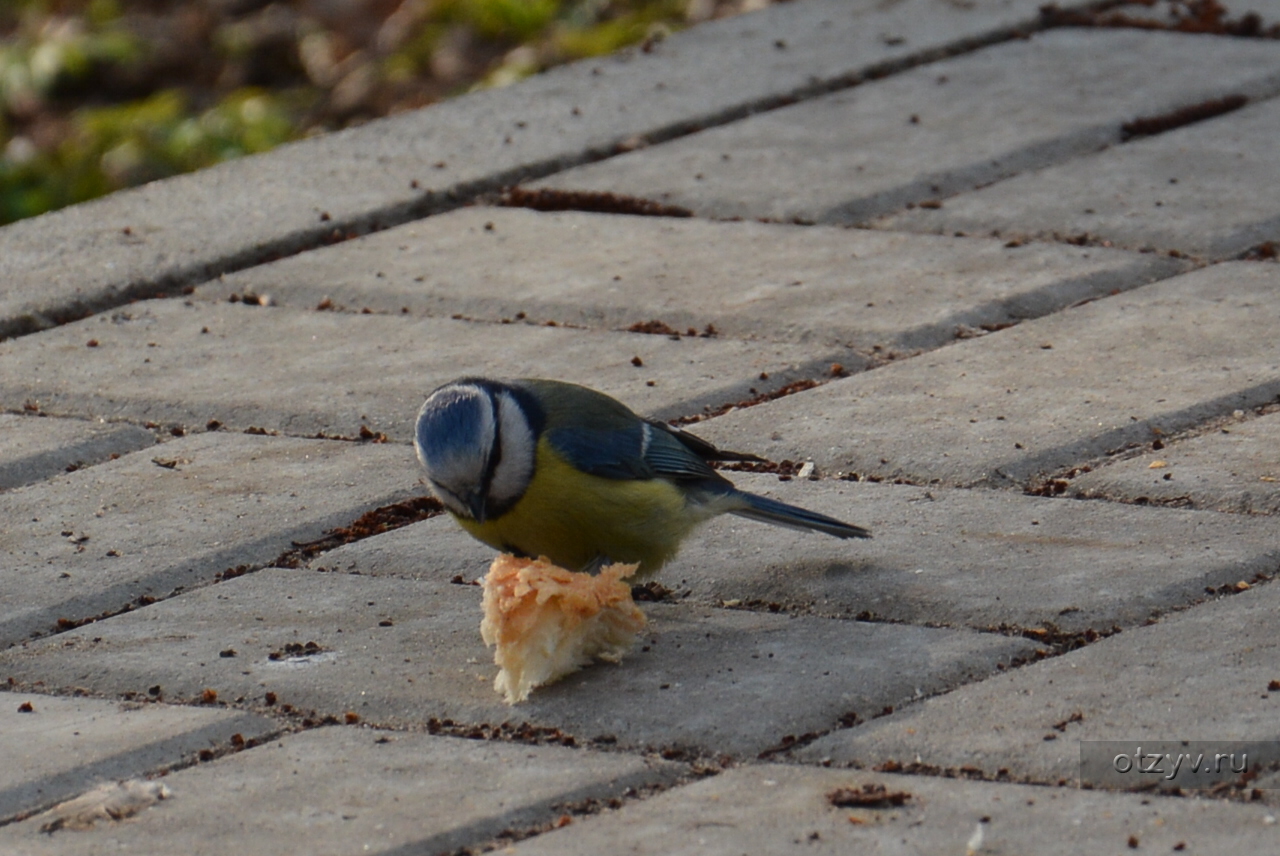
[
  {"x1": 0, "y1": 0, "x2": 1058, "y2": 340},
  {"x1": 0, "y1": 298, "x2": 838, "y2": 438},
  {"x1": 875, "y1": 96, "x2": 1280, "y2": 259},
  {"x1": 0, "y1": 432, "x2": 416, "y2": 648},
  {"x1": 1071, "y1": 410, "x2": 1280, "y2": 514},
  {"x1": 205, "y1": 207, "x2": 1183, "y2": 350},
  {"x1": 531, "y1": 29, "x2": 1280, "y2": 225},
  {"x1": 0, "y1": 692, "x2": 277, "y2": 823},
  {"x1": 0, "y1": 568, "x2": 1033, "y2": 758},
  {"x1": 503, "y1": 765, "x2": 1280, "y2": 856},
  {"x1": 797, "y1": 581, "x2": 1280, "y2": 786},
  {"x1": 0, "y1": 726, "x2": 679, "y2": 856},
  {"x1": 694, "y1": 262, "x2": 1280, "y2": 488},
  {"x1": 315, "y1": 475, "x2": 1280, "y2": 633},
  {"x1": 0, "y1": 414, "x2": 154, "y2": 492}
]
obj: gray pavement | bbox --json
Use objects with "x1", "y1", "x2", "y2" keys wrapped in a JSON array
[
  {"x1": 504, "y1": 765, "x2": 1280, "y2": 855},
  {"x1": 0, "y1": 298, "x2": 835, "y2": 437},
  {"x1": 0, "y1": 567, "x2": 1032, "y2": 758},
  {"x1": 532, "y1": 28, "x2": 1280, "y2": 224},
  {"x1": 0, "y1": 414, "x2": 154, "y2": 492},
  {"x1": 3, "y1": 0, "x2": 1280, "y2": 852},
  {"x1": 875, "y1": 95, "x2": 1280, "y2": 259},
  {"x1": 206, "y1": 206, "x2": 1182, "y2": 351},
  {"x1": 0, "y1": 693, "x2": 277, "y2": 822},
  {"x1": 695, "y1": 262, "x2": 1280, "y2": 488},
  {"x1": 797, "y1": 581, "x2": 1280, "y2": 791},
  {"x1": 1071, "y1": 408, "x2": 1280, "y2": 513},
  {"x1": 0, "y1": 432, "x2": 415, "y2": 647},
  {"x1": 0, "y1": 726, "x2": 680, "y2": 854}
]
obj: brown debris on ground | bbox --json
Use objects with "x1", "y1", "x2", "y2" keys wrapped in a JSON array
[
  {"x1": 275, "y1": 495, "x2": 444, "y2": 567},
  {"x1": 672, "y1": 378, "x2": 825, "y2": 426},
  {"x1": 827, "y1": 783, "x2": 912, "y2": 808},
  {"x1": 1041, "y1": 0, "x2": 1280, "y2": 38},
  {"x1": 501, "y1": 187, "x2": 693, "y2": 218},
  {"x1": 1121, "y1": 94, "x2": 1248, "y2": 140}
]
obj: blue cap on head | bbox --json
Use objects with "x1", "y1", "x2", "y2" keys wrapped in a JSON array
[{"x1": 415, "y1": 383, "x2": 489, "y2": 466}]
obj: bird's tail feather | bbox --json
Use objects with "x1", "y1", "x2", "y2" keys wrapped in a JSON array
[{"x1": 730, "y1": 492, "x2": 871, "y2": 539}]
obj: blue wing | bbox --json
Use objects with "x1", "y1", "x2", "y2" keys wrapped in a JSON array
[
  {"x1": 545, "y1": 421, "x2": 726, "y2": 484},
  {"x1": 545, "y1": 412, "x2": 872, "y2": 539},
  {"x1": 544, "y1": 422, "x2": 653, "y2": 480},
  {"x1": 639, "y1": 423, "x2": 724, "y2": 481}
]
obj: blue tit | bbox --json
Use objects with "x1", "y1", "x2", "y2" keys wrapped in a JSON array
[{"x1": 413, "y1": 377, "x2": 870, "y2": 574}]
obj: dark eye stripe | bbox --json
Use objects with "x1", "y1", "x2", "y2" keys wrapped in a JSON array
[{"x1": 478, "y1": 387, "x2": 503, "y2": 504}]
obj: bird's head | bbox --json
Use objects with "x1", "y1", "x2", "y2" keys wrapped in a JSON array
[{"x1": 413, "y1": 379, "x2": 540, "y2": 523}]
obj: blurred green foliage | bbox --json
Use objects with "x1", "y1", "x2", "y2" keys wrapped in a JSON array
[
  {"x1": 0, "y1": 0, "x2": 740, "y2": 225},
  {"x1": 1, "y1": 87, "x2": 312, "y2": 223}
]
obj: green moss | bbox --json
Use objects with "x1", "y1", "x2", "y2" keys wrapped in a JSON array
[
  {"x1": 455, "y1": 0, "x2": 564, "y2": 41},
  {"x1": 1, "y1": 0, "x2": 719, "y2": 224},
  {"x1": 1, "y1": 87, "x2": 310, "y2": 224}
]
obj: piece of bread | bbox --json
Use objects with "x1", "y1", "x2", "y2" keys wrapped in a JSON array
[{"x1": 480, "y1": 554, "x2": 646, "y2": 704}]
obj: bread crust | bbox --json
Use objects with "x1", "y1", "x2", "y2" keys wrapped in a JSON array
[{"x1": 481, "y1": 554, "x2": 646, "y2": 703}]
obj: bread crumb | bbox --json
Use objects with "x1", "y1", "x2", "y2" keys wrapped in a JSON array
[
  {"x1": 37, "y1": 780, "x2": 171, "y2": 832},
  {"x1": 481, "y1": 555, "x2": 646, "y2": 704}
]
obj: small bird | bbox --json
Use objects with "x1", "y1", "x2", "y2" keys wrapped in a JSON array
[{"x1": 414, "y1": 378, "x2": 870, "y2": 574}]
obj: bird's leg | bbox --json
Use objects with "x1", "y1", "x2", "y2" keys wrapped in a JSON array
[{"x1": 578, "y1": 554, "x2": 613, "y2": 576}]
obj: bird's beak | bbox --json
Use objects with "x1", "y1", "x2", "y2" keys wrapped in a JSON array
[{"x1": 467, "y1": 492, "x2": 488, "y2": 524}]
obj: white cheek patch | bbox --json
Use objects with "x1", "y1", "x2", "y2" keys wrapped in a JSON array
[{"x1": 488, "y1": 390, "x2": 536, "y2": 508}]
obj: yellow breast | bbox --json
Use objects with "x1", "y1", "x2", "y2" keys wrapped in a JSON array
[{"x1": 456, "y1": 437, "x2": 703, "y2": 573}]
